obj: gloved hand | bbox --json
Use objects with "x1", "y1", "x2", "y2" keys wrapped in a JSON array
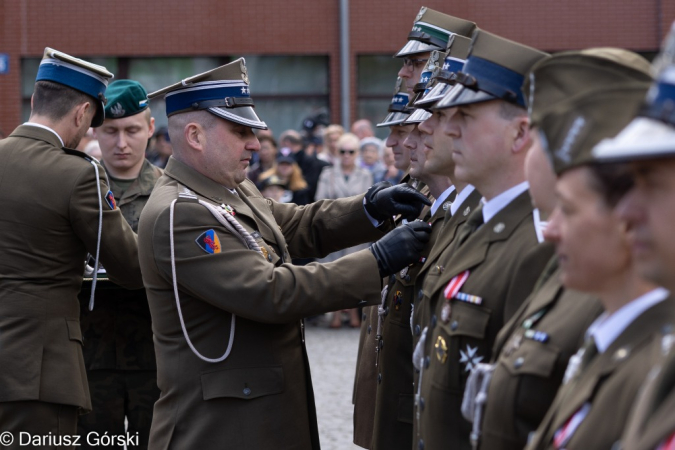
[
  {"x1": 369, "y1": 221, "x2": 432, "y2": 277},
  {"x1": 364, "y1": 181, "x2": 432, "y2": 223}
]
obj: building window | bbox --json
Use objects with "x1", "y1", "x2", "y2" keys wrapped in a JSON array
[
  {"x1": 357, "y1": 55, "x2": 403, "y2": 139},
  {"x1": 235, "y1": 55, "x2": 329, "y2": 136}
]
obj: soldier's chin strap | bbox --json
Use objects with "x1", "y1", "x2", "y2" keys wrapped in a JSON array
[
  {"x1": 88, "y1": 159, "x2": 104, "y2": 311},
  {"x1": 168, "y1": 187, "x2": 262, "y2": 363}
]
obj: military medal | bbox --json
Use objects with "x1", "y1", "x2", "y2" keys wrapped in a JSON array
[
  {"x1": 441, "y1": 270, "x2": 470, "y2": 323},
  {"x1": 221, "y1": 204, "x2": 236, "y2": 216},
  {"x1": 393, "y1": 291, "x2": 403, "y2": 311}
]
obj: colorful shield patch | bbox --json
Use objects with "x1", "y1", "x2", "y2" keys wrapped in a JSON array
[
  {"x1": 105, "y1": 190, "x2": 116, "y2": 210},
  {"x1": 195, "y1": 229, "x2": 221, "y2": 254}
]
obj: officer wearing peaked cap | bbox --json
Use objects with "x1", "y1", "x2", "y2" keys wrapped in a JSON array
[
  {"x1": 396, "y1": 7, "x2": 476, "y2": 96},
  {"x1": 0, "y1": 48, "x2": 143, "y2": 439},
  {"x1": 76, "y1": 79, "x2": 162, "y2": 449},
  {"x1": 591, "y1": 22, "x2": 675, "y2": 450},
  {"x1": 415, "y1": 31, "x2": 553, "y2": 450},
  {"x1": 138, "y1": 58, "x2": 432, "y2": 449},
  {"x1": 466, "y1": 48, "x2": 652, "y2": 450},
  {"x1": 521, "y1": 48, "x2": 675, "y2": 450}
]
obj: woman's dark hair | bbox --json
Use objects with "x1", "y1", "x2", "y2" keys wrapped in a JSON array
[{"x1": 586, "y1": 162, "x2": 634, "y2": 208}]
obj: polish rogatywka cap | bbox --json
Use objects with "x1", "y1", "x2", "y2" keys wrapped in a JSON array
[
  {"x1": 148, "y1": 58, "x2": 267, "y2": 130},
  {"x1": 35, "y1": 47, "x2": 114, "y2": 127},
  {"x1": 594, "y1": 22, "x2": 675, "y2": 162},
  {"x1": 395, "y1": 7, "x2": 476, "y2": 58},
  {"x1": 376, "y1": 77, "x2": 413, "y2": 127},
  {"x1": 433, "y1": 30, "x2": 549, "y2": 110}
]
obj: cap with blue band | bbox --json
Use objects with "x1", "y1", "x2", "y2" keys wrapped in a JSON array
[
  {"x1": 434, "y1": 30, "x2": 549, "y2": 111},
  {"x1": 377, "y1": 78, "x2": 413, "y2": 127},
  {"x1": 35, "y1": 47, "x2": 114, "y2": 127},
  {"x1": 148, "y1": 58, "x2": 267, "y2": 130}
]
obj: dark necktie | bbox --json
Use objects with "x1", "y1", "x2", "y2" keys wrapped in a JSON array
[{"x1": 455, "y1": 207, "x2": 484, "y2": 247}]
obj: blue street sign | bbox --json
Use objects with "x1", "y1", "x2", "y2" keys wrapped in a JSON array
[{"x1": 0, "y1": 54, "x2": 9, "y2": 75}]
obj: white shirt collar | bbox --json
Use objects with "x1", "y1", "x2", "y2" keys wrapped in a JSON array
[
  {"x1": 430, "y1": 185, "x2": 456, "y2": 217},
  {"x1": 586, "y1": 287, "x2": 670, "y2": 353},
  {"x1": 450, "y1": 184, "x2": 476, "y2": 217},
  {"x1": 481, "y1": 181, "x2": 529, "y2": 224},
  {"x1": 23, "y1": 122, "x2": 65, "y2": 147}
]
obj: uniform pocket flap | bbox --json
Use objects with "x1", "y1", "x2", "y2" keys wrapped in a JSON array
[
  {"x1": 500, "y1": 339, "x2": 559, "y2": 377},
  {"x1": 66, "y1": 318, "x2": 83, "y2": 344},
  {"x1": 201, "y1": 366, "x2": 284, "y2": 401},
  {"x1": 444, "y1": 300, "x2": 491, "y2": 339}
]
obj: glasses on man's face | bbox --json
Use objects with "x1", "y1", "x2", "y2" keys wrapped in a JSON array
[
  {"x1": 402, "y1": 57, "x2": 429, "y2": 70},
  {"x1": 339, "y1": 149, "x2": 357, "y2": 155}
]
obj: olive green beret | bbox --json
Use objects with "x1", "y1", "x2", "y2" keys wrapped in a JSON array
[
  {"x1": 539, "y1": 82, "x2": 650, "y2": 174},
  {"x1": 524, "y1": 48, "x2": 652, "y2": 127},
  {"x1": 104, "y1": 80, "x2": 149, "y2": 119}
]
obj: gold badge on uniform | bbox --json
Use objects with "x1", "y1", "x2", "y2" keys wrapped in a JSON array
[
  {"x1": 260, "y1": 247, "x2": 269, "y2": 261},
  {"x1": 435, "y1": 336, "x2": 448, "y2": 364}
]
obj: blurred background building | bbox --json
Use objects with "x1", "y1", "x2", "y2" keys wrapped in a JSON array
[{"x1": 0, "y1": 0, "x2": 673, "y2": 139}]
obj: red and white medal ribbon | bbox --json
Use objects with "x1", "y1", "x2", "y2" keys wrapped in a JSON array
[{"x1": 444, "y1": 270, "x2": 470, "y2": 299}]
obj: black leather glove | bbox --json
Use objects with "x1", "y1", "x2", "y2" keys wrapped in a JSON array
[
  {"x1": 364, "y1": 181, "x2": 432, "y2": 223},
  {"x1": 369, "y1": 221, "x2": 432, "y2": 277}
]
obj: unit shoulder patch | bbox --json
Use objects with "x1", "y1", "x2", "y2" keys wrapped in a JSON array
[{"x1": 196, "y1": 229, "x2": 222, "y2": 254}]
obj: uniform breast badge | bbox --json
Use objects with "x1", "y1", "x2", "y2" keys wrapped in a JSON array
[
  {"x1": 393, "y1": 290, "x2": 403, "y2": 311},
  {"x1": 435, "y1": 336, "x2": 448, "y2": 364}
]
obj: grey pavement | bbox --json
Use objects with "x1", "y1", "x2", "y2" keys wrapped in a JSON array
[{"x1": 305, "y1": 322, "x2": 363, "y2": 450}]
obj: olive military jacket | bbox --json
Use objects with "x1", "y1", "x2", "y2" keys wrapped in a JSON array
[
  {"x1": 416, "y1": 190, "x2": 552, "y2": 450},
  {"x1": 353, "y1": 175, "x2": 428, "y2": 449},
  {"x1": 353, "y1": 175, "x2": 429, "y2": 447},
  {"x1": 621, "y1": 340, "x2": 675, "y2": 450},
  {"x1": 79, "y1": 159, "x2": 163, "y2": 371},
  {"x1": 368, "y1": 198, "x2": 451, "y2": 450},
  {"x1": 478, "y1": 258, "x2": 603, "y2": 450},
  {"x1": 526, "y1": 297, "x2": 675, "y2": 450},
  {"x1": 138, "y1": 158, "x2": 387, "y2": 450},
  {"x1": 0, "y1": 125, "x2": 143, "y2": 411}
]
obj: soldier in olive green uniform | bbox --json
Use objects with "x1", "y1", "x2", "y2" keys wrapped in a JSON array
[
  {"x1": 414, "y1": 31, "x2": 552, "y2": 450},
  {"x1": 353, "y1": 75, "x2": 427, "y2": 448},
  {"x1": 464, "y1": 48, "x2": 654, "y2": 450},
  {"x1": 77, "y1": 80, "x2": 162, "y2": 449},
  {"x1": 523, "y1": 53, "x2": 675, "y2": 450},
  {"x1": 139, "y1": 59, "x2": 432, "y2": 449},
  {"x1": 0, "y1": 49, "x2": 142, "y2": 443},
  {"x1": 592, "y1": 23, "x2": 675, "y2": 450}
]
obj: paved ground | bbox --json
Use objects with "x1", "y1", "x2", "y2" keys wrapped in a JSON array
[{"x1": 305, "y1": 322, "x2": 363, "y2": 450}]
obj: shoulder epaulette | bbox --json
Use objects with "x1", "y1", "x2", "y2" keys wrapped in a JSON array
[{"x1": 62, "y1": 147, "x2": 95, "y2": 162}]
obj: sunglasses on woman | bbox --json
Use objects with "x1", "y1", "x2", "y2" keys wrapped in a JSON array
[{"x1": 339, "y1": 149, "x2": 357, "y2": 155}]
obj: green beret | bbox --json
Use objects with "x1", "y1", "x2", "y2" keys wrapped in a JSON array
[
  {"x1": 104, "y1": 79, "x2": 149, "y2": 119},
  {"x1": 524, "y1": 48, "x2": 652, "y2": 127},
  {"x1": 539, "y1": 82, "x2": 650, "y2": 174}
]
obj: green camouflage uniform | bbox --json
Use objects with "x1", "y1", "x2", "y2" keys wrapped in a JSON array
[{"x1": 78, "y1": 159, "x2": 162, "y2": 449}]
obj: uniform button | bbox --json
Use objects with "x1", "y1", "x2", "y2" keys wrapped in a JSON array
[
  {"x1": 431, "y1": 315, "x2": 437, "y2": 328},
  {"x1": 362, "y1": 313, "x2": 366, "y2": 321},
  {"x1": 514, "y1": 357, "x2": 524, "y2": 369},
  {"x1": 436, "y1": 265, "x2": 444, "y2": 273},
  {"x1": 267, "y1": 254, "x2": 273, "y2": 262},
  {"x1": 424, "y1": 356, "x2": 430, "y2": 369},
  {"x1": 389, "y1": 275, "x2": 396, "y2": 283},
  {"x1": 243, "y1": 387, "x2": 251, "y2": 396},
  {"x1": 418, "y1": 289, "x2": 424, "y2": 300},
  {"x1": 451, "y1": 321, "x2": 458, "y2": 331},
  {"x1": 414, "y1": 325, "x2": 421, "y2": 336},
  {"x1": 418, "y1": 439, "x2": 424, "y2": 450},
  {"x1": 379, "y1": 340, "x2": 384, "y2": 349},
  {"x1": 378, "y1": 373, "x2": 382, "y2": 384},
  {"x1": 405, "y1": 275, "x2": 411, "y2": 282},
  {"x1": 367, "y1": 325, "x2": 372, "y2": 335},
  {"x1": 419, "y1": 397, "x2": 425, "y2": 411}
]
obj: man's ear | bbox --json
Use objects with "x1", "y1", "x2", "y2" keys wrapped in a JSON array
[
  {"x1": 185, "y1": 122, "x2": 206, "y2": 152},
  {"x1": 74, "y1": 102, "x2": 92, "y2": 128},
  {"x1": 512, "y1": 114, "x2": 532, "y2": 155},
  {"x1": 147, "y1": 116, "x2": 156, "y2": 139}
]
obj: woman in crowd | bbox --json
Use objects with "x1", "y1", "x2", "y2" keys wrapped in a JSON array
[
  {"x1": 248, "y1": 135, "x2": 278, "y2": 186},
  {"x1": 315, "y1": 133, "x2": 374, "y2": 328},
  {"x1": 259, "y1": 148, "x2": 312, "y2": 205}
]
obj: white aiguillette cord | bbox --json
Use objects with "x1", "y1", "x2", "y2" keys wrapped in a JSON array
[
  {"x1": 88, "y1": 159, "x2": 105, "y2": 311},
  {"x1": 169, "y1": 186, "x2": 262, "y2": 363}
]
